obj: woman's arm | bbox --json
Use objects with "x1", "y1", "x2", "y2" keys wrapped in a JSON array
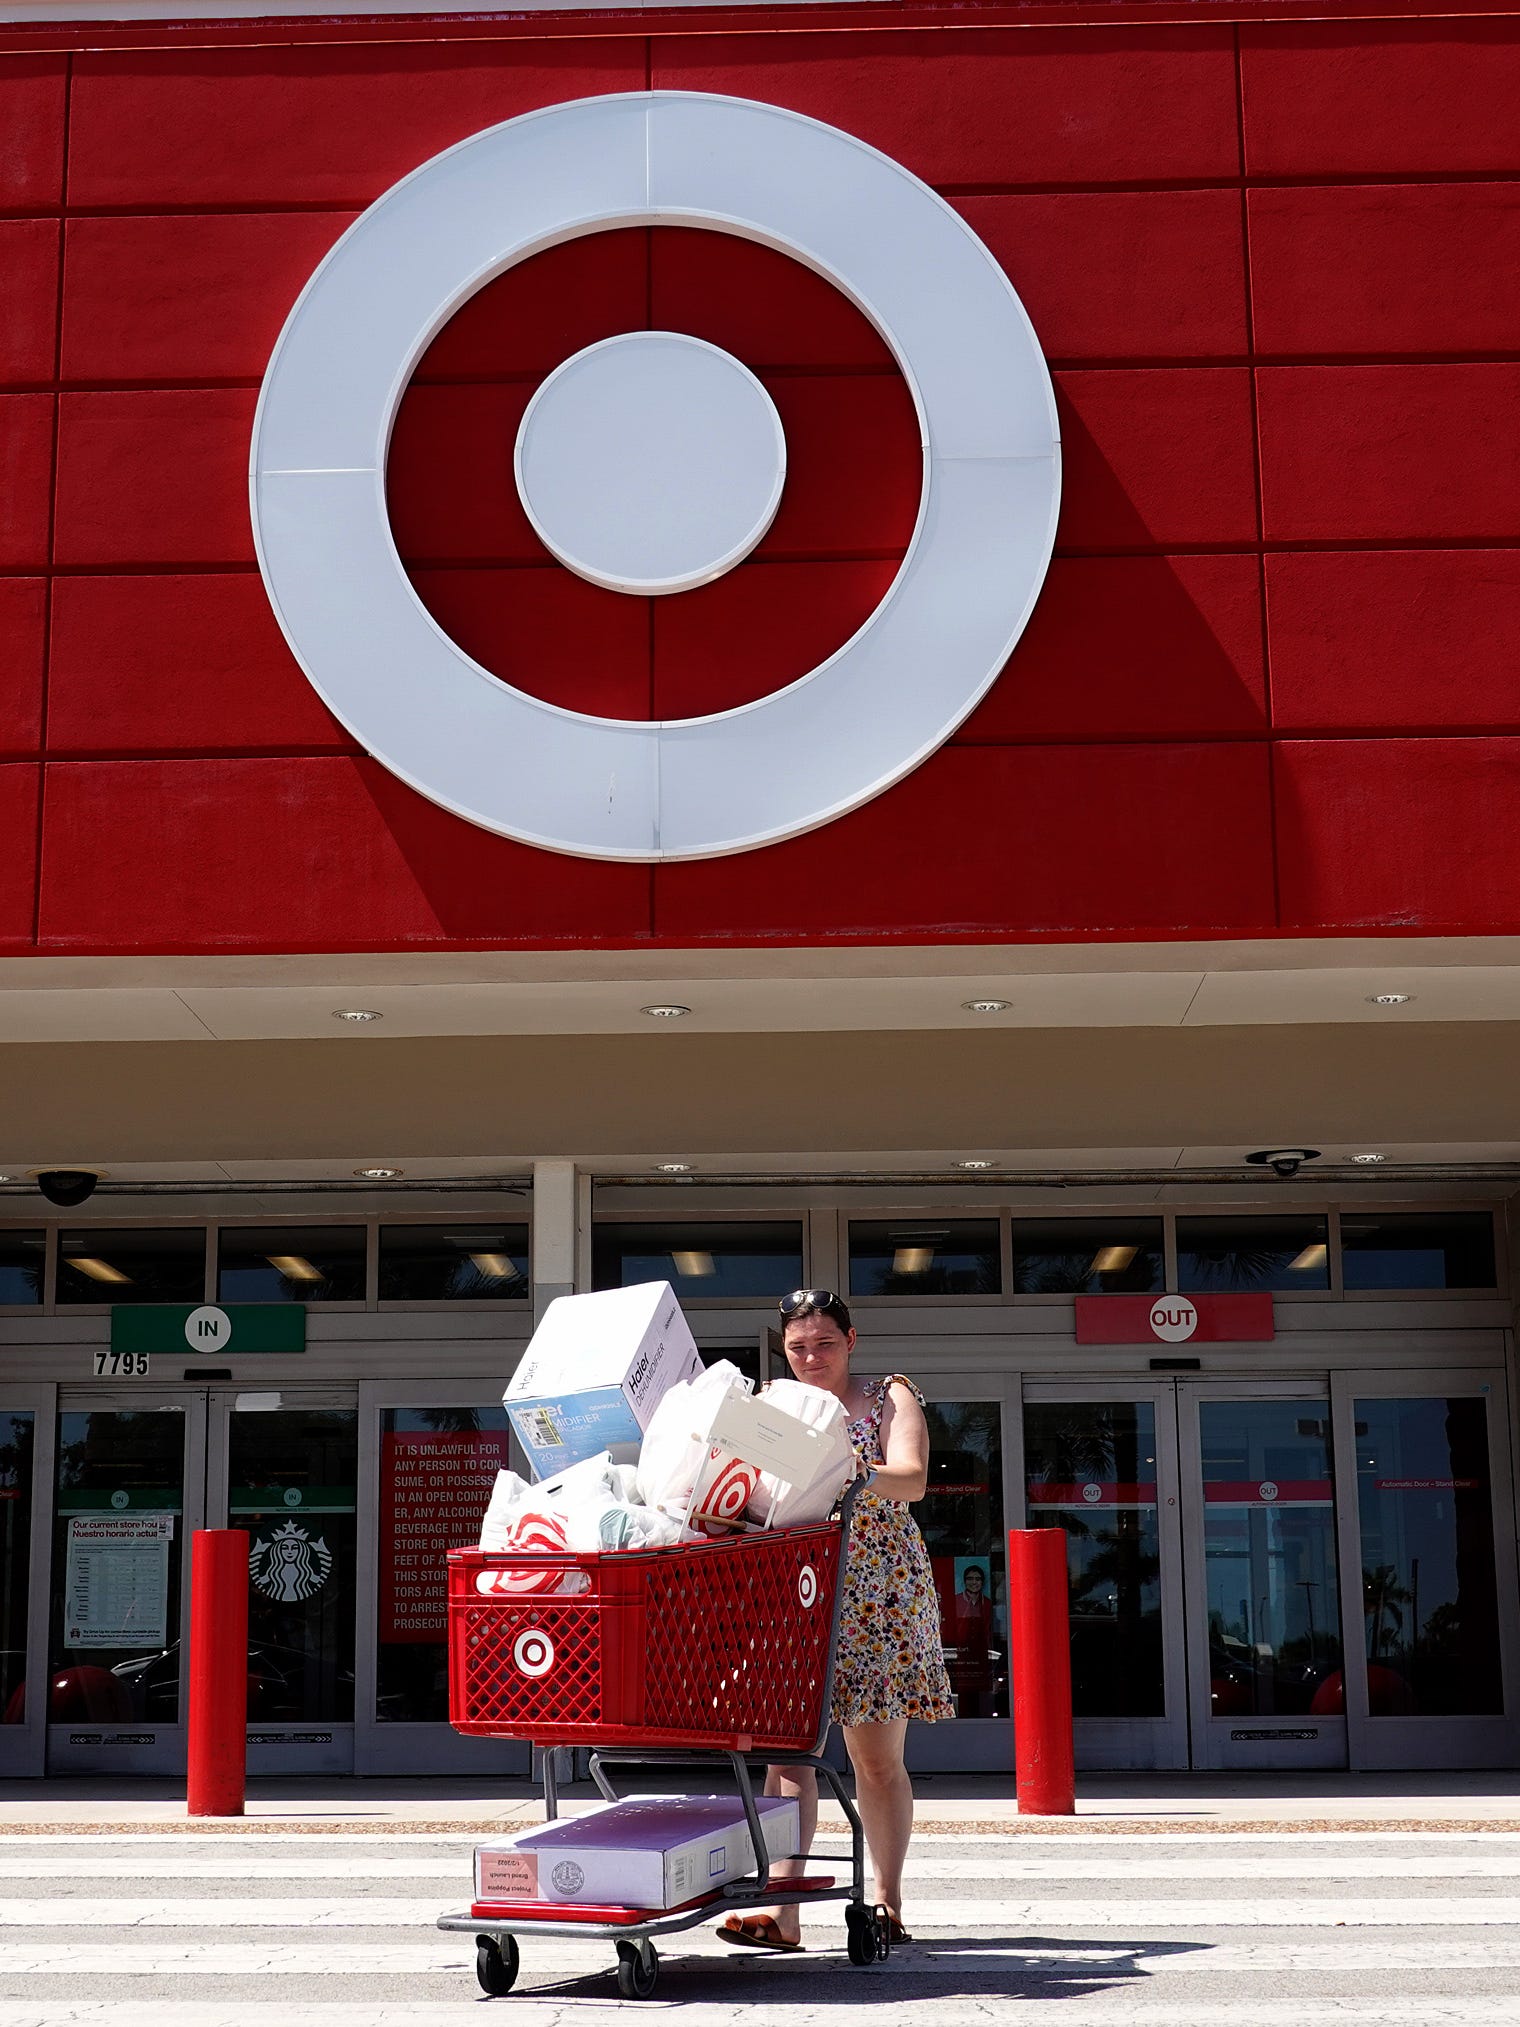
[{"x1": 864, "y1": 1381, "x2": 931, "y2": 1503}]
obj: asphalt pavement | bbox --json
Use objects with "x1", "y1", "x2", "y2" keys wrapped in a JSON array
[{"x1": 0, "y1": 1826, "x2": 1518, "y2": 2022}]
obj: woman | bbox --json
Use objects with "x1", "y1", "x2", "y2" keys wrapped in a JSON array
[{"x1": 720, "y1": 1288, "x2": 954, "y2": 1952}]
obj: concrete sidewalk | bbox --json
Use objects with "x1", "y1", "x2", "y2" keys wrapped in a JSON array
[{"x1": 3, "y1": 1771, "x2": 1520, "y2": 1834}]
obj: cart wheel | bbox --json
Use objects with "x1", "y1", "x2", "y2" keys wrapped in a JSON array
[
  {"x1": 476, "y1": 1934, "x2": 519, "y2": 1996},
  {"x1": 615, "y1": 1938, "x2": 659, "y2": 1999},
  {"x1": 845, "y1": 1904, "x2": 883, "y2": 1966}
]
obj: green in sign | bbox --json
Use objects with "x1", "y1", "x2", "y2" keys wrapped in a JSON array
[{"x1": 111, "y1": 1305, "x2": 306, "y2": 1357}]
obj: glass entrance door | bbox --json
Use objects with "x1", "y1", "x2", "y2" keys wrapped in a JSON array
[
  {"x1": 1179, "y1": 1381, "x2": 1346, "y2": 1770},
  {"x1": 48, "y1": 1385, "x2": 360, "y2": 1775},
  {"x1": 210, "y1": 1391, "x2": 359, "y2": 1775},
  {"x1": 355, "y1": 1381, "x2": 526, "y2": 1776},
  {"x1": 1022, "y1": 1382, "x2": 1187, "y2": 1768},
  {"x1": 48, "y1": 1389, "x2": 204, "y2": 1774},
  {"x1": 1331, "y1": 1369, "x2": 1520, "y2": 1770}
]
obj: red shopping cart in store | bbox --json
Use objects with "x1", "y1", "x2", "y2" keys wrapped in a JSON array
[{"x1": 435, "y1": 1482, "x2": 888, "y2": 1999}]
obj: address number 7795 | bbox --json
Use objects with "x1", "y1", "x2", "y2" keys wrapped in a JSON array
[{"x1": 92, "y1": 1351, "x2": 150, "y2": 1378}]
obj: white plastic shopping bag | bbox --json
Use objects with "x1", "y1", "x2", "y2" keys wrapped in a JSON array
[
  {"x1": 634, "y1": 1360, "x2": 754, "y2": 1519},
  {"x1": 749, "y1": 1381, "x2": 856, "y2": 1527}
]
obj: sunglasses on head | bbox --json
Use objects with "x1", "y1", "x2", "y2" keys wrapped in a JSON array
[{"x1": 778, "y1": 1288, "x2": 841, "y2": 1317}]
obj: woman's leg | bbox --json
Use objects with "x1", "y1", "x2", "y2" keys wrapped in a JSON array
[
  {"x1": 842, "y1": 1718, "x2": 912, "y2": 1923},
  {"x1": 729, "y1": 1762, "x2": 817, "y2": 1945}
]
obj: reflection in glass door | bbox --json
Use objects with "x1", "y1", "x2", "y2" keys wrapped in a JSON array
[
  {"x1": 1021, "y1": 1386, "x2": 1187, "y2": 1769},
  {"x1": 907, "y1": 1389, "x2": 1009, "y2": 1771},
  {"x1": 1333, "y1": 1371, "x2": 1519, "y2": 1768},
  {"x1": 355, "y1": 1384, "x2": 527, "y2": 1776},
  {"x1": 48, "y1": 1394, "x2": 202, "y2": 1775},
  {"x1": 220, "y1": 1399, "x2": 358, "y2": 1773},
  {"x1": 1182, "y1": 1387, "x2": 1345, "y2": 1769}
]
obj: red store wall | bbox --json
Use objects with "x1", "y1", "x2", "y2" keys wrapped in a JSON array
[{"x1": 3, "y1": 16, "x2": 1520, "y2": 954}]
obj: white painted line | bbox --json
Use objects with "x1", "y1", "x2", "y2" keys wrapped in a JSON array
[
  {"x1": 2, "y1": 1850, "x2": 1519, "y2": 1881},
  {"x1": 0, "y1": 2000, "x2": 1513, "y2": 2027},
  {"x1": 0, "y1": 1895, "x2": 1514, "y2": 1929},
  {"x1": 9, "y1": 1826, "x2": 1520, "y2": 1845},
  {"x1": 2, "y1": 1935, "x2": 1520, "y2": 1977}
]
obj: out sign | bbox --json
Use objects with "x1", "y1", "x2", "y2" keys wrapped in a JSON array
[{"x1": 1148, "y1": 1300, "x2": 1199, "y2": 1344}]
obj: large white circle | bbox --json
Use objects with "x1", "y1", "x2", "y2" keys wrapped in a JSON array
[
  {"x1": 515, "y1": 332, "x2": 786, "y2": 595},
  {"x1": 250, "y1": 92, "x2": 1060, "y2": 862}
]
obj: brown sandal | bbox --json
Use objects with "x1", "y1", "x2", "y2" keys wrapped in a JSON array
[{"x1": 718, "y1": 1914, "x2": 804, "y2": 1953}]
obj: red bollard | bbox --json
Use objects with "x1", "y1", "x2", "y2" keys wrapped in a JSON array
[
  {"x1": 187, "y1": 1529, "x2": 249, "y2": 1818},
  {"x1": 1008, "y1": 1527, "x2": 1076, "y2": 1816}
]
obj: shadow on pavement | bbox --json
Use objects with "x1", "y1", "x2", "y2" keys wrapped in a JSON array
[{"x1": 526, "y1": 1933, "x2": 1209, "y2": 2005}]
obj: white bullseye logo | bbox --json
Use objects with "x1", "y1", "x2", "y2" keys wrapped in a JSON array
[
  {"x1": 513, "y1": 1628, "x2": 556, "y2": 1678},
  {"x1": 798, "y1": 1565, "x2": 818, "y2": 1608},
  {"x1": 251, "y1": 92, "x2": 1059, "y2": 862}
]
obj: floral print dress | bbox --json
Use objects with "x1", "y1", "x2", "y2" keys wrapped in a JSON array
[{"x1": 831, "y1": 1374, "x2": 956, "y2": 1726}]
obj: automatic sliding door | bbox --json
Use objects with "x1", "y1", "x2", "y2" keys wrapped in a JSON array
[
  {"x1": 1021, "y1": 1384, "x2": 1187, "y2": 1770},
  {"x1": 909, "y1": 1383, "x2": 1011, "y2": 1772},
  {"x1": 47, "y1": 1391, "x2": 204, "y2": 1775},
  {"x1": 1333, "y1": 1369, "x2": 1520, "y2": 1769},
  {"x1": 1179, "y1": 1384, "x2": 1346, "y2": 1770}
]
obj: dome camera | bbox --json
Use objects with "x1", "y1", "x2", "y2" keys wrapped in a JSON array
[
  {"x1": 36, "y1": 1170, "x2": 100, "y2": 1208},
  {"x1": 1244, "y1": 1148, "x2": 1322, "y2": 1180}
]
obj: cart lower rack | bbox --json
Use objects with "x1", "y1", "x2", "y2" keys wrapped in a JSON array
[{"x1": 438, "y1": 1485, "x2": 889, "y2": 1998}]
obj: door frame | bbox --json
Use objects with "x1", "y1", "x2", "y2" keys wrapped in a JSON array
[
  {"x1": 0, "y1": 1387, "x2": 54, "y2": 1776},
  {"x1": 905, "y1": 1370, "x2": 1019, "y2": 1772},
  {"x1": 1020, "y1": 1377, "x2": 1189, "y2": 1772},
  {"x1": 208, "y1": 1384, "x2": 359, "y2": 1776},
  {"x1": 47, "y1": 1386, "x2": 207, "y2": 1777},
  {"x1": 1176, "y1": 1377, "x2": 1347, "y2": 1772},
  {"x1": 354, "y1": 1379, "x2": 528, "y2": 1777},
  {"x1": 1331, "y1": 1364, "x2": 1520, "y2": 1771}
]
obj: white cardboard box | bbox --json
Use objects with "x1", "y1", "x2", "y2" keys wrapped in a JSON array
[
  {"x1": 474, "y1": 1795, "x2": 800, "y2": 1909},
  {"x1": 503, "y1": 1281, "x2": 702, "y2": 1480}
]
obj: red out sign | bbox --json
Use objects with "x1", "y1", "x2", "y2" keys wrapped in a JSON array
[{"x1": 1075, "y1": 1293, "x2": 1275, "y2": 1346}]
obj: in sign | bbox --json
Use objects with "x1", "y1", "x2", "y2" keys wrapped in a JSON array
[
  {"x1": 185, "y1": 1306, "x2": 232, "y2": 1351},
  {"x1": 1149, "y1": 1300, "x2": 1198, "y2": 1344}
]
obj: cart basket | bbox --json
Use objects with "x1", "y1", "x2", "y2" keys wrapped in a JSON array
[{"x1": 448, "y1": 1517, "x2": 845, "y2": 1754}]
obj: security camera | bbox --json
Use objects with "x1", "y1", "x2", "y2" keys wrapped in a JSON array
[
  {"x1": 36, "y1": 1170, "x2": 99, "y2": 1208},
  {"x1": 1244, "y1": 1148, "x2": 1321, "y2": 1180}
]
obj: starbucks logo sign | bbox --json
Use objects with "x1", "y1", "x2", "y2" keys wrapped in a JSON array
[{"x1": 250, "y1": 1519, "x2": 333, "y2": 1603}]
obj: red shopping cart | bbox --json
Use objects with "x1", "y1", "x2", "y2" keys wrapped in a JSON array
[{"x1": 435, "y1": 1482, "x2": 888, "y2": 1999}]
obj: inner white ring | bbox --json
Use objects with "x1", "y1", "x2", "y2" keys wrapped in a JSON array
[{"x1": 514, "y1": 332, "x2": 786, "y2": 596}]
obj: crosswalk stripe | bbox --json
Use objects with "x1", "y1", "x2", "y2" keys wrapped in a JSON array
[
  {"x1": 0, "y1": 1934, "x2": 1519, "y2": 1975},
  {"x1": 0, "y1": 1894, "x2": 1515, "y2": 1928},
  {"x1": 8, "y1": 1856, "x2": 1520, "y2": 1881},
  {"x1": 0, "y1": 2001, "x2": 1511, "y2": 2026},
  {"x1": 8, "y1": 1849, "x2": 1520, "y2": 1880}
]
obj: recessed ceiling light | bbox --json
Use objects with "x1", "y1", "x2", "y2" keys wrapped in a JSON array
[
  {"x1": 640, "y1": 1004, "x2": 692, "y2": 1019},
  {"x1": 653, "y1": 1162, "x2": 694, "y2": 1173},
  {"x1": 962, "y1": 998, "x2": 1011, "y2": 1014},
  {"x1": 0, "y1": 1174, "x2": 12, "y2": 1184},
  {"x1": 1366, "y1": 993, "x2": 1413, "y2": 1006},
  {"x1": 955, "y1": 1159, "x2": 995, "y2": 1170},
  {"x1": 354, "y1": 1167, "x2": 404, "y2": 1180},
  {"x1": 1351, "y1": 1152, "x2": 1387, "y2": 1164},
  {"x1": 332, "y1": 1008, "x2": 383, "y2": 1022}
]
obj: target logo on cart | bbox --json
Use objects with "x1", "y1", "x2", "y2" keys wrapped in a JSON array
[
  {"x1": 512, "y1": 1628, "x2": 557, "y2": 1679},
  {"x1": 250, "y1": 93, "x2": 1058, "y2": 862},
  {"x1": 798, "y1": 1565, "x2": 819, "y2": 1608}
]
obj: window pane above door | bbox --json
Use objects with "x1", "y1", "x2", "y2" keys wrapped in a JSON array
[
  {"x1": 1341, "y1": 1214, "x2": 1497, "y2": 1291},
  {"x1": 592, "y1": 1223, "x2": 803, "y2": 1301},
  {"x1": 378, "y1": 1227, "x2": 528, "y2": 1302},
  {"x1": 1176, "y1": 1216, "x2": 1329, "y2": 1294},
  {"x1": 1011, "y1": 1220, "x2": 1163, "y2": 1296},
  {"x1": 57, "y1": 1230, "x2": 205, "y2": 1306},
  {"x1": 218, "y1": 1227, "x2": 366, "y2": 1304},
  {"x1": 849, "y1": 1221, "x2": 1000, "y2": 1297}
]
